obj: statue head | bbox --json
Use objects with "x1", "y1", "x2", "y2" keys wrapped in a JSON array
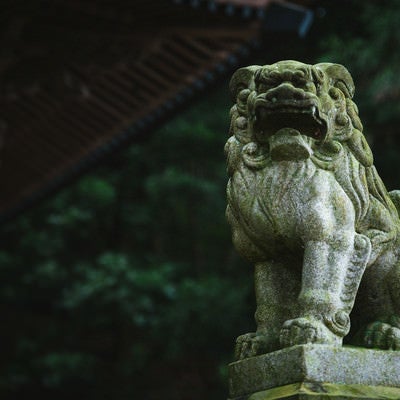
[{"x1": 228, "y1": 60, "x2": 368, "y2": 164}]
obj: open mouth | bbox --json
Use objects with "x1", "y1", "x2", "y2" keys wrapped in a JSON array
[{"x1": 254, "y1": 98, "x2": 327, "y2": 140}]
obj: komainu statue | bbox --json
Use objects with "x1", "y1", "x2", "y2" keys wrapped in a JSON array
[{"x1": 225, "y1": 60, "x2": 400, "y2": 360}]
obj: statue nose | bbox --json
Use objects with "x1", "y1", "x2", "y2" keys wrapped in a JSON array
[{"x1": 265, "y1": 83, "x2": 306, "y2": 101}]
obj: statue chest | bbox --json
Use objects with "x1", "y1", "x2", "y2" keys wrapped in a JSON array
[{"x1": 228, "y1": 159, "x2": 320, "y2": 250}]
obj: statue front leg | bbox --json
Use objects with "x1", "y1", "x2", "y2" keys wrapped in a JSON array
[
  {"x1": 235, "y1": 260, "x2": 300, "y2": 359},
  {"x1": 280, "y1": 231, "x2": 371, "y2": 348}
]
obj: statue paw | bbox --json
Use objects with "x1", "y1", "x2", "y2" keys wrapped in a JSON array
[
  {"x1": 234, "y1": 332, "x2": 272, "y2": 360},
  {"x1": 363, "y1": 321, "x2": 400, "y2": 350},
  {"x1": 280, "y1": 317, "x2": 340, "y2": 348}
]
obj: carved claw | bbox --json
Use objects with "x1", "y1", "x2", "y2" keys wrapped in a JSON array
[
  {"x1": 363, "y1": 321, "x2": 400, "y2": 350},
  {"x1": 234, "y1": 332, "x2": 271, "y2": 360},
  {"x1": 280, "y1": 317, "x2": 341, "y2": 348}
]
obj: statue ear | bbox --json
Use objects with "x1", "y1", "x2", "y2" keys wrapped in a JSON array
[
  {"x1": 229, "y1": 66, "x2": 260, "y2": 102},
  {"x1": 315, "y1": 63, "x2": 355, "y2": 99}
]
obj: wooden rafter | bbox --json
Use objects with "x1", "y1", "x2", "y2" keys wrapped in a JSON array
[{"x1": 0, "y1": 0, "x2": 315, "y2": 222}]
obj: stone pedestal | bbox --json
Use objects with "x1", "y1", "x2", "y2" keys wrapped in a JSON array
[{"x1": 228, "y1": 345, "x2": 400, "y2": 400}]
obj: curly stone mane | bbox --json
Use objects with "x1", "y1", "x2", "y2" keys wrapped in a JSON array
[
  {"x1": 228, "y1": 62, "x2": 398, "y2": 236},
  {"x1": 315, "y1": 65, "x2": 398, "y2": 227}
]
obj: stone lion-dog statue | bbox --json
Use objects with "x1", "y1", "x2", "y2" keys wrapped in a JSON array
[{"x1": 225, "y1": 60, "x2": 400, "y2": 360}]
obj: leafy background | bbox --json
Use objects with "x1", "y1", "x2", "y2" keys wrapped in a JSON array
[{"x1": 1, "y1": 1, "x2": 400, "y2": 399}]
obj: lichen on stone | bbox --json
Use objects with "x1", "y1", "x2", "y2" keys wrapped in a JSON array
[{"x1": 225, "y1": 60, "x2": 400, "y2": 360}]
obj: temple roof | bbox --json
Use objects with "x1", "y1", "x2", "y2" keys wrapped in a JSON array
[{"x1": 0, "y1": 0, "x2": 314, "y2": 222}]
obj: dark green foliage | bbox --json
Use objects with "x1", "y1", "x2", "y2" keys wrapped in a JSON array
[
  {"x1": 320, "y1": 0, "x2": 400, "y2": 125},
  {"x1": 316, "y1": 0, "x2": 400, "y2": 189},
  {"x1": 0, "y1": 90, "x2": 251, "y2": 399},
  {"x1": 1, "y1": 2, "x2": 400, "y2": 399}
]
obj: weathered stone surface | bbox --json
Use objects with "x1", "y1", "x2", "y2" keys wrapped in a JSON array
[
  {"x1": 225, "y1": 60, "x2": 400, "y2": 360},
  {"x1": 228, "y1": 345, "x2": 400, "y2": 400}
]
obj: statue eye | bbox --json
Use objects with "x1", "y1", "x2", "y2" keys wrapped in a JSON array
[
  {"x1": 265, "y1": 78, "x2": 279, "y2": 87},
  {"x1": 268, "y1": 72, "x2": 281, "y2": 84},
  {"x1": 257, "y1": 83, "x2": 269, "y2": 92},
  {"x1": 260, "y1": 76, "x2": 281, "y2": 89},
  {"x1": 292, "y1": 72, "x2": 307, "y2": 87},
  {"x1": 256, "y1": 78, "x2": 278, "y2": 92}
]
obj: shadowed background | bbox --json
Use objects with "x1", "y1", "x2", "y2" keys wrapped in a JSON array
[{"x1": 0, "y1": 1, "x2": 400, "y2": 399}]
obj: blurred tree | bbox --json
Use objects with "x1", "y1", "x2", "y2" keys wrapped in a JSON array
[
  {"x1": 0, "y1": 89, "x2": 252, "y2": 400},
  {"x1": 1, "y1": 1, "x2": 400, "y2": 399},
  {"x1": 316, "y1": 0, "x2": 400, "y2": 189}
]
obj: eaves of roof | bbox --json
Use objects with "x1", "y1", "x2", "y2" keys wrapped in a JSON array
[{"x1": 0, "y1": 0, "x2": 316, "y2": 224}]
